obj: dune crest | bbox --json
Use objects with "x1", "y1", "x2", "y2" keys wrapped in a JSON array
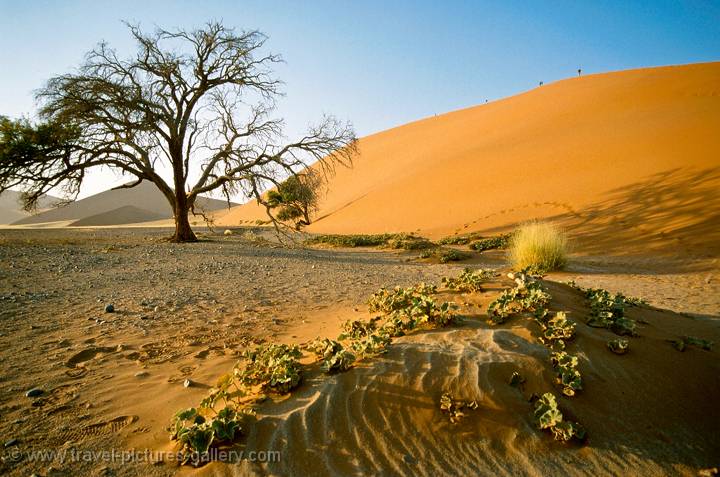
[{"x1": 217, "y1": 62, "x2": 720, "y2": 256}]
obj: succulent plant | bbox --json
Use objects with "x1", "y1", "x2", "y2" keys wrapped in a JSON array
[
  {"x1": 307, "y1": 337, "x2": 356, "y2": 373},
  {"x1": 234, "y1": 344, "x2": 303, "y2": 394},
  {"x1": 551, "y1": 351, "x2": 582, "y2": 396},
  {"x1": 487, "y1": 270, "x2": 550, "y2": 324},
  {"x1": 440, "y1": 392, "x2": 479, "y2": 424},
  {"x1": 585, "y1": 288, "x2": 638, "y2": 336},
  {"x1": 607, "y1": 338, "x2": 629, "y2": 354},
  {"x1": 442, "y1": 268, "x2": 496, "y2": 293},
  {"x1": 532, "y1": 393, "x2": 585, "y2": 442},
  {"x1": 669, "y1": 336, "x2": 713, "y2": 352},
  {"x1": 509, "y1": 371, "x2": 525, "y2": 388}
]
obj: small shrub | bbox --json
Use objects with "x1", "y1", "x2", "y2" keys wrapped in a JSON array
[
  {"x1": 418, "y1": 247, "x2": 471, "y2": 263},
  {"x1": 171, "y1": 406, "x2": 253, "y2": 462},
  {"x1": 439, "y1": 249, "x2": 472, "y2": 263},
  {"x1": 438, "y1": 232, "x2": 486, "y2": 246},
  {"x1": 383, "y1": 233, "x2": 435, "y2": 250},
  {"x1": 470, "y1": 233, "x2": 511, "y2": 252},
  {"x1": 439, "y1": 393, "x2": 479, "y2": 423},
  {"x1": 306, "y1": 233, "x2": 433, "y2": 249},
  {"x1": 508, "y1": 222, "x2": 567, "y2": 273}
]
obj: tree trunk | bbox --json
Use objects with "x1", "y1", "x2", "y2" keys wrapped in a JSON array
[{"x1": 171, "y1": 199, "x2": 197, "y2": 243}]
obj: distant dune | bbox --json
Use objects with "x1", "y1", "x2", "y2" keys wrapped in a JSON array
[
  {"x1": 68, "y1": 205, "x2": 166, "y2": 226},
  {"x1": 217, "y1": 62, "x2": 720, "y2": 256},
  {"x1": 12, "y1": 181, "x2": 235, "y2": 226},
  {"x1": 0, "y1": 190, "x2": 59, "y2": 224}
]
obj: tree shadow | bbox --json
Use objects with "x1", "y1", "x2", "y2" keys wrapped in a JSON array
[{"x1": 560, "y1": 167, "x2": 720, "y2": 261}]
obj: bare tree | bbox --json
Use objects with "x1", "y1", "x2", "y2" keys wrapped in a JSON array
[{"x1": 0, "y1": 21, "x2": 356, "y2": 241}]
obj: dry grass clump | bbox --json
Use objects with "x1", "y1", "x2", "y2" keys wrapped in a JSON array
[{"x1": 508, "y1": 222, "x2": 567, "y2": 273}]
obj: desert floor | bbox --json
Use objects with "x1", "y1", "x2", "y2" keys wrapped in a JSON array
[{"x1": 0, "y1": 227, "x2": 718, "y2": 476}]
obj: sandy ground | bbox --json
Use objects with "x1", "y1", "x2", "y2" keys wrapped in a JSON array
[{"x1": 0, "y1": 227, "x2": 718, "y2": 476}]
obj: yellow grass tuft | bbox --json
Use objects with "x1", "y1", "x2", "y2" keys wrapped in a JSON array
[{"x1": 509, "y1": 222, "x2": 567, "y2": 272}]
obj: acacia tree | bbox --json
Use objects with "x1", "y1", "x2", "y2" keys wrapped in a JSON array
[
  {"x1": 0, "y1": 22, "x2": 356, "y2": 241},
  {"x1": 267, "y1": 172, "x2": 321, "y2": 230}
]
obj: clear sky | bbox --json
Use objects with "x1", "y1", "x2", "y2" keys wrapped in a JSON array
[{"x1": 1, "y1": 0, "x2": 719, "y2": 197}]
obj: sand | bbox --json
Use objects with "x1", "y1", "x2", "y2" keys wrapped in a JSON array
[
  {"x1": 0, "y1": 228, "x2": 718, "y2": 476},
  {"x1": 217, "y1": 62, "x2": 720, "y2": 258}
]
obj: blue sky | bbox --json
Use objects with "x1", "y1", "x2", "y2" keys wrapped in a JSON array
[{"x1": 1, "y1": 0, "x2": 719, "y2": 196}]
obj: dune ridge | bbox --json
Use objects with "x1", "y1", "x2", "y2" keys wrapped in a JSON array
[{"x1": 217, "y1": 61, "x2": 720, "y2": 256}]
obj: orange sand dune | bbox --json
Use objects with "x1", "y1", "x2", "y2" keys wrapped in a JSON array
[{"x1": 218, "y1": 62, "x2": 720, "y2": 256}]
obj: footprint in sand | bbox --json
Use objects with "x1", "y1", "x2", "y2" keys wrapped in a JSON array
[
  {"x1": 66, "y1": 346, "x2": 117, "y2": 368},
  {"x1": 59, "y1": 415, "x2": 138, "y2": 442}
]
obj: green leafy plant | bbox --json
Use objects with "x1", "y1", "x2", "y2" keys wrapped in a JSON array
[
  {"x1": 550, "y1": 351, "x2": 582, "y2": 396},
  {"x1": 349, "y1": 332, "x2": 392, "y2": 357},
  {"x1": 669, "y1": 336, "x2": 713, "y2": 352},
  {"x1": 532, "y1": 393, "x2": 585, "y2": 442},
  {"x1": 607, "y1": 338, "x2": 629, "y2": 355},
  {"x1": 439, "y1": 393, "x2": 479, "y2": 423},
  {"x1": 367, "y1": 283, "x2": 437, "y2": 314},
  {"x1": 442, "y1": 268, "x2": 496, "y2": 293},
  {"x1": 585, "y1": 288, "x2": 638, "y2": 336},
  {"x1": 234, "y1": 344, "x2": 303, "y2": 393},
  {"x1": 439, "y1": 249, "x2": 472, "y2": 263},
  {"x1": 470, "y1": 233, "x2": 512, "y2": 252},
  {"x1": 487, "y1": 270, "x2": 550, "y2": 324},
  {"x1": 418, "y1": 247, "x2": 472, "y2": 263},
  {"x1": 338, "y1": 317, "x2": 381, "y2": 340},
  {"x1": 538, "y1": 311, "x2": 576, "y2": 345},
  {"x1": 306, "y1": 233, "x2": 434, "y2": 249},
  {"x1": 307, "y1": 338, "x2": 356, "y2": 373},
  {"x1": 437, "y1": 232, "x2": 485, "y2": 245},
  {"x1": 171, "y1": 406, "x2": 253, "y2": 463}
]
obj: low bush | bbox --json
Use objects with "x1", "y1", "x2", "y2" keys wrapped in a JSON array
[
  {"x1": 508, "y1": 222, "x2": 567, "y2": 272},
  {"x1": 470, "y1": 233, "x2": 512, "y2": 252},
  {"x1": 442, "y1": 268, "x2": 496, "y2": 293},
  {"x1": 306, "y1": 233, "x2": 433, "y2": 249}
]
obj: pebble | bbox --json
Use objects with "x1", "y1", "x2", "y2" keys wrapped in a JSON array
[
  {"x1": 134, "y1": 371, "x2": 150, "y2": 378},
  {"x1": 104, "y1": 304, "x2": 115, "y2": 313},
  {"x1": 3, "y1": 438, "x2": 19, "y2": 447},
  {"x1": 183, "y1": 379, "x2": 192, "y2": 388},
  {"x1": 154, "y1": 306, "x2": 161, "y2": 313},
  {"x1": 25, "y1": 387, "x2": 44, "y2": 397}
]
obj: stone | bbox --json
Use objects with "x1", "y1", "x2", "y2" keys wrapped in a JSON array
[
  {"x1": 104, "y1": 304, "x2": 115, "y2": 313},
  {"x1": 3, "y1": 438, "x2": 19, "y2": 447},
  {"x1": 183, "y1": 379, "x2": 192, "y2": 388},
  {"x1": 25, "y1": 387, "x2": 44, "y2": 398}
]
